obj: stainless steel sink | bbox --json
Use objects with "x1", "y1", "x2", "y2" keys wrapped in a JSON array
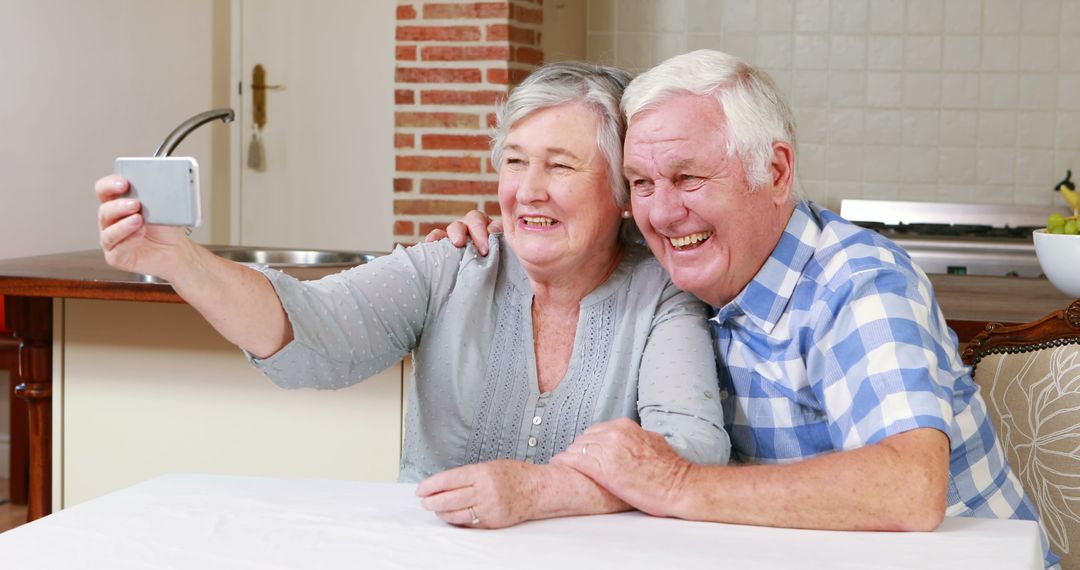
[
  {"x1": 205, "y1": 246, "x2": 380, "y2": 268},
  {"x1": 133, "y1": 246, "x2": 382, "y2": 285}
]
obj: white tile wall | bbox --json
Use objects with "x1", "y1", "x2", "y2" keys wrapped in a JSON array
[{"x1": 587, "y1": 0, "x2": 1080, "y2": 210}]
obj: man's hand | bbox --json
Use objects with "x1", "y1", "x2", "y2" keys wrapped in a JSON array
[
  {"x1": 552, "y1": 418, "x2": 693, "y2": 518},
  {"x1": 560, "y1": 423, "x2": 950, "y2": 531},
  {"x1": 422, "y1": 210, "x2": 502, "y2": 255},
  {"x1": 416, "y1": 460, "x2": 539, "y2": 529}
]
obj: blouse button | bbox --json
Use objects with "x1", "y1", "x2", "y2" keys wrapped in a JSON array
[
  {"x1": 532, "y1": 415, "x2": 542, "y2": 425},
  {"x1": 528, "y1": 437, "x2": 537, "y2": 447}
]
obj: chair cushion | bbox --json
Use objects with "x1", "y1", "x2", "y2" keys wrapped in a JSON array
[{"x1": 975, "y1": 345, "x2": 1080, "y2": 567}]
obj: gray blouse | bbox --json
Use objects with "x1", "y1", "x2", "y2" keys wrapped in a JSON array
[{"x1": 250, "y1": 235, "x2": 729, "y2": 482}]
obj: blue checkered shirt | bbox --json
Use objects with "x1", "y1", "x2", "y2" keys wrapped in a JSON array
[{"x1": 711, "y1": 201, "x2": 1058, "y2": 568}]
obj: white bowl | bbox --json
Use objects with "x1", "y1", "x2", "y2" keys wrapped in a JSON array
[{"x1": 1034, "y1": 229, "x2": 1080, "y2": 298}]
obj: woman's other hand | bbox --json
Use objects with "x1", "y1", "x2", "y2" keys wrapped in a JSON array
[
  {"x1": 95, "y1": 174, "x2": 188, "y2": 280},
  {"x1": 416, "y1": 459, "x2": 538, "y2": 529},
  {"x1": 422, "y1": 209, "x2": 502, "y2": 256}
]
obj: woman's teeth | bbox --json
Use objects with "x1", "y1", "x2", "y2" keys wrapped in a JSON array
[
  {"x1": 669, "y1": 231, "x2": 713, "y2": 249},
  {"x1": 523, "y1": 216, "x2": 556, "y2": 227}
]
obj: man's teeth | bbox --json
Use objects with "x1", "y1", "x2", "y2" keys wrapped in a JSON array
[
  {"x1": 523, "y1": 216, "x2": 556, "y2": 227},
  {"x1": 669, "y1": 231, "x2": 713, "y2": 248}
]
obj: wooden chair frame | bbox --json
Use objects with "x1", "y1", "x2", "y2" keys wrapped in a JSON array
[{"x1": 961, "y1": 299, "x2": 1080, "y2": 368}]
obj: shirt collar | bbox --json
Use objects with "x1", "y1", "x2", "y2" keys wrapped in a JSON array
[{"x1": 711, "y1": 201, "x2": 820, "y2": 334}]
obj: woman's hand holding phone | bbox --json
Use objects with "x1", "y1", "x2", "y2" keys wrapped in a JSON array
[{"x1": 95, "y1": 174, "x2": 190, "y2": 282}]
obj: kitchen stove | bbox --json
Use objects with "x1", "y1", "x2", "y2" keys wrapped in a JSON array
[
  {"x1": 838, "y1": 199, "x2": 1064, "y2": 277},
  {"x1": 853, "y1": 222, "x2": 1040, "y2": 240}
]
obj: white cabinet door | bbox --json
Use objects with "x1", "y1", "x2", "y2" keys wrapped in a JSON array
[
  {"x1": 234, "y1": 0, "x2": 395, "y2": 252},
  {"x1": 58, "y1": 299, "x2": 402, "y2": 508}
]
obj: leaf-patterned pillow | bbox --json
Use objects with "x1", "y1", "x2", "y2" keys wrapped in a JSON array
[{"x1": 975, "y1": 346, "x2": 1080, "y2": 568}]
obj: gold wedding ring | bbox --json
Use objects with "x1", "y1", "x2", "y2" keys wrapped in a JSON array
[{"x1": 468, "y1": 506, "x2": 480, "y2": 526}]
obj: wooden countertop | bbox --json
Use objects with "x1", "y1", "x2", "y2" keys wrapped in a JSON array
[
  {"x1": 0, "y1": 249, "x2": 342, "y2": 304},
  {"x1": 0, "y1": 249, "x2": 1074, "y2": 325},
  {"x1": 930, "y1": 273, "x2": 1074, "y2": 323},
  {"x1": 0, "y1": 249, "x2": 181, "y2": 302}
]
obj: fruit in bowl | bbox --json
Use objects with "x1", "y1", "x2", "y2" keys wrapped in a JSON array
[
  {"x1": 1047, "y1": 213, "x2": 1079, "y2": 235},
  {"x1": 1035, "y1": 214, "x2": 1080, "y2": 298}
]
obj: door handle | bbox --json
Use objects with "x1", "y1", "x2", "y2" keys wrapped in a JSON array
[{"x1": 251, "y1": 64, "x2": 285, "y2": 129}]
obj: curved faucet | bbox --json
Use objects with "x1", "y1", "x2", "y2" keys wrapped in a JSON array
[{"x1": 153, "y1": 108, "x2": 235, "y2": 157}]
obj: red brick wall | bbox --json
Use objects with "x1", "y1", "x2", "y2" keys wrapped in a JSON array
[{"x1": 394, "y1": 1, "x2": 543, "y2": 244}]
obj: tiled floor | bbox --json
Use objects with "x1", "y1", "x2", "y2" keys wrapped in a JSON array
[{"x1": 0, "y1": 479, "x2": 28, "y2": 533}]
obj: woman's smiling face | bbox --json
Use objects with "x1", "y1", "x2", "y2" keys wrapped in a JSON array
[{"x1": 498, "y1": 101, "x2": 623, "y2": 278}]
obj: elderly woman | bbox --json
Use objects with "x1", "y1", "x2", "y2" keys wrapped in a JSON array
[{"x1": 93, "y1": 62, "x2": 728, "y2": 529}]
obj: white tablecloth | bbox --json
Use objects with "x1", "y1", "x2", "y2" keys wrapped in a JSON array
[{"x1": 0, "y1": 474, "x2": 1043, "y2": 569}]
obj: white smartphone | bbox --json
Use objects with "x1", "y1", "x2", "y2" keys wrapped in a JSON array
[{"x1": 114, "y1": 157, "x2": 201, "y2": 227}]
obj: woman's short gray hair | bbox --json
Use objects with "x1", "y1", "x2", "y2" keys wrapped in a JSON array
[
  {"x1": 491, "y1": 62, "x2": 632, "y2": 206},
  {"x1": 622, "y1": 50, "x2": 797, "y2": 192}
]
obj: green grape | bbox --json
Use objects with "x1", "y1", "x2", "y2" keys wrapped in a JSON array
[
  {"x1": 1065, "y1": 220, "x2": 1079, "y2": 235},
  {"x1": 1048, "y1": 213, "x2": 1066, "y2": 230}
]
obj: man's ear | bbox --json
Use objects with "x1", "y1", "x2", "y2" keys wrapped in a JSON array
[{"x1": 768, "y1": 141, "x2": 795, "y2": 205}]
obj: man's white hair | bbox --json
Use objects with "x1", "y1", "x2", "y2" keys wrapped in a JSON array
[{"x1": 622, "y1": 49, "x2": 797, "y2": 192}]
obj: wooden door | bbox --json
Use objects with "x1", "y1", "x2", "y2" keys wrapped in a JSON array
[{"x1": 234, "y1": 0, "x2": 395, "y2": 252}]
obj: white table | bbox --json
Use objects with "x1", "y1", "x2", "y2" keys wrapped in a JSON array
[{"x1": 0, "y1": 474, "x2": 1043, "y2": 569}]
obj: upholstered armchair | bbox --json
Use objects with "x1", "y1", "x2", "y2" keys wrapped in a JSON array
[{"x1": 962, "y1": 300, "x2": 1080, "y2": 569}]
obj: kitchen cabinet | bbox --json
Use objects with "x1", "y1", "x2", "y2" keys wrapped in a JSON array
[
  {"x1": 58, "y1": 298, "x2": 402, "y2": 508},
  {"x1": 0, "y1": 250, "x2": 403, "y2": 517}
]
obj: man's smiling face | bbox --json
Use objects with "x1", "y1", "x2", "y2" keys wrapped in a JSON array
[{"x1": 623, "y1": 92, "x2": 793, "y2": 307}]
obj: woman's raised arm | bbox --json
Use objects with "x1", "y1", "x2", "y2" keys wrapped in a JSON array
[{"x1": 96, "y1": 174, "x2": 293, "y2": 358}]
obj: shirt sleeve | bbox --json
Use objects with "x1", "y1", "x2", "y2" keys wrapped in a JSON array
[
  {"x1": 809, "y1": 267, "x2": 956, "y2": 450},
  {"x1": 637, "y1": 281, "x2": 731, "y2": 465},
  {"x1": 247, "y1": 239, "x2": 465, "y2": 390}
]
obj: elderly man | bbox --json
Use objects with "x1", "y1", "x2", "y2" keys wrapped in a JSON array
[{"x1": 434, "y1": 50, "x2": 1057, "y2": 567}]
